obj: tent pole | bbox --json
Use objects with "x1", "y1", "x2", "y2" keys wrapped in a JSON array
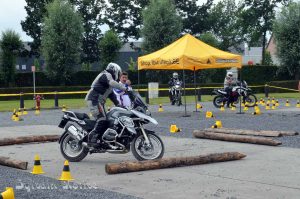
[
  {"x1": 182, "y1": 69, "x2": 190, "y2": 117},
  {"x1": 237, "y1": 67, "x2": 244, "y2": 114},
  {"x1": 138, "y1": 70, "x2": 140, "y2": 90},
  {"x1": 194, "y1": 68, "x2": 198, "y2": 112}
]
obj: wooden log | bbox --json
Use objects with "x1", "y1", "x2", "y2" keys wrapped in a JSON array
[
  {"x1": 0, "y1": 135, "x2": 60, "y2": 146},
  {"x1": 105, "y1": 152, "x2": 246, "y2": 174},
  {"x1": 203, "y1": 128, "x2": 282, "y2": 137},
  {"x1": 193, "y1": 131, "x2": 281, "y2": 146},
  {"x1": 260, "y1": 130, "x2": 298, "y2": 136},
  {"x1": 0, "y1": 156, "x2": 28, "y2": 170}
]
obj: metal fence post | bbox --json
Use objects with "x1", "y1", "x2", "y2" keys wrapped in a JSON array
[
  {"x1": 197, "y1": 88, "x2": 202, "y2": 102},
  {"x1": 20, "y1": 92, "x2": 24, "y2": 109},
  {"x1": 264, "y1": 84, "x2": 269, "y2": 98},
  {"x1": 145, "y1": 88, "x2": 150, "y2": 104},
  {"x1": 54, "y1": 91, "x2": 59, "y2": 108}
]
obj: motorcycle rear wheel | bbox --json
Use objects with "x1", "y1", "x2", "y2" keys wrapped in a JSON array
[
  {"x1": 244, "y1": 94, "x2": 257, "y2": 107},
  {"x1": 131, "y1": 132, "x2": 164, "y2": 161},
  {"x1": 213, "y1": 95, "x2": 225, "y2": 108},
  {"x1": 60, "y1": 133, "x2": 89, "y2": 162}
]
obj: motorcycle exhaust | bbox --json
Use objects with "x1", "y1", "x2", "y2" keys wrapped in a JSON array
[{"x1": 106, "y1": 149, "x2": 129, "y2": 154}]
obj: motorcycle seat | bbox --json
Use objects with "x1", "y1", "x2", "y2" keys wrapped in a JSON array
[{"x1": 74, "y1": 112, "x2": 90, "y2": 120}]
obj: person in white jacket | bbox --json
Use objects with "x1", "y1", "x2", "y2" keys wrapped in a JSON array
[{"x1": 113, "y1": 72, "x2": 132, "y2": 108}]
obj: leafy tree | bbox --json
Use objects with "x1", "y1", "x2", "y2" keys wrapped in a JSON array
[
  {"x1": 99, "y1": 30, "x2": 122, "y2": 69},
  {"x1": 21, "y1": 0, "x2": 53, "y2": 56},
  {"x1": 239, "y1": 0, "x2": 289, "y2": 64},
  {"x1": 0, "y1": 30, "x2": 22, "y2": 86},
  {"x1": 106, "y1": 0, "x2": 213, "y2": 40},
  {"x1": 175, "y1": 0, "x2": 213, "y2": 35},
  {"x1": 141, "y1": 0, "x2": 182, "y2": 53},
  {"x1": 273, "y1": 1, "x2": 300, "y2": 80},
  {"x1": 22, "y1": 0, "x2": 105, "y2": 63},
  {"x1": 209, "y1": 0, "x2": 244, "y2": 51},
  {"x1": 33, "y1": 58, "x2": 41, "y2": 71},
  {"x1": 70, "y1": 0, "x2": 106, "y2": 63},
  {"x1": 41, "y1": 0, "x2": 83, "y2": 85},
  {"x1": 197, "y1": 32, "x2": 220, "y2": 48}
]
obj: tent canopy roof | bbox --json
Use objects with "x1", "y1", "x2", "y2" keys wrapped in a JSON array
[{"x1": 138, "y1": 34, "x2": 242, "y2": 71}]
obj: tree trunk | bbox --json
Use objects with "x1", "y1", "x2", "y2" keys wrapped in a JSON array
[
  {"x1": 202, "y1": 128, "x2": 283, "y2": 137},
  {"x1": 0, "y1": 156, "x2": 28, "y2": 170},
  {"x1": 0, "y1": 135, "x2": 60, "y2": 146},
  {"x1": 193, "y1": 131, "x2": 281, "y2": 146},
  {"x1": 105, "y1": 152, "x2": 246, "y2": 174}
]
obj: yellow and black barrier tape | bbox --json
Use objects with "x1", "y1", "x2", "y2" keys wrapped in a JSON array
[{"x1": 1, "y1": 84, "x2": 298, "y2": 97}]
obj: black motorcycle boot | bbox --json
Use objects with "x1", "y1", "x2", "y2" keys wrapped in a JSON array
[{"x1": 87, "y1": 130, "x2": 99, "y2": 148}]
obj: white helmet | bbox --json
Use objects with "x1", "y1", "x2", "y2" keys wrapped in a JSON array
[
  {"x1": 173, "y1": 72, "x2": 178, "y2": 79},
  {"x1": 227, "y1": 71, "x2": 233, "y2": 77},
  {"x1": 106, "y1": 63, "x2": 122, "y2": 80}
]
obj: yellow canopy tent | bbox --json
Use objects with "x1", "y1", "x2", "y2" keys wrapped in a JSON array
[
  {"x1": 137, "y1": 34, "x2": 243, "y2": 115},
  {"x1": 138, "y1": 34, "x2": 242, "y2": 71}
]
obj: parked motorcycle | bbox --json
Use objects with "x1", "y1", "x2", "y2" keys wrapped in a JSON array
[
  {"x1": 58, "y1": 92, "x2": 164, "y2": 162},
  {"x1": 170, "y1": 81, "x2": 182, "y2": 106},
  {"x1": 212, "y1": 80, "x2": 257, "y2": 108}
]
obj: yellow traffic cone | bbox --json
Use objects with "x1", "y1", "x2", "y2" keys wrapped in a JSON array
[
  {"x1": 220, "y1": 104, "x2": 225, "y2": 111},
  {"x1": 241, "y1": 103, "x2": 245, "y2": 107},
  {"x1": 243, "y1": 106, "x2": 248, "y2": 111},
  {"x1": 231, "y1": 106, "x2": 236, "y2": 111},
  {"x1": 271, "y1": 97, "x2": 275, "y2": 104},
  {"x1": 158, "y1": 104, "x2": 164, "y2": 112},
  {"x1": 31, "y1": 154, "x2": 45, "y2": 175},
  {"x1": 259, "y1": 98, "x2": 263, "y2": 104},
  {"x1": 261, "y1": 100, "x2": 265, "y2": 106},
  {"x1": 275, "y1": 100, "x2": 279, "y2": 107},
  {"x1": 265, "y1": 103, "x2": 270, "y2": 110},
  {"x1": 206, "y1": 111, "x2": 214, "y2": 118},
  {"x1": 58, "y1": 160, "x2": 74, "y2": 181},
  {"x1": 14, "y1": 114, "x2": 20, "y2": 122},
  {"x1": 17, "y1": 108, "x2": 23, "y2": 116},
  {"x1": 35, "y1": 107, "x2": 40, "y2": 115},
  {"x1": 253, "y1": 105, "x2": 261, "y2": 115},
  {"x1": 23, "y1": 107, "x2": 28, "y2": 115},
  {"x1": 1, "y1": 187, "x2": 15, "y2": 199},
  {"x1": 62, "y1": 105, "x2": 67, "y2": 112},
  {"x1": 196, "y1": 103, "x2": 203, "y2": 109},
  {"x1": 285, "y1": 99, "x2": 290, "y2": 107},
  {"x1": 212, "y1": 120, "x2": 222, "y2": 128},
  {"x1": 11, "y1": 110, "x2": 17, "y2": 121},
  {"x1": 296, "y1": 100, "x2": 300, "y2": 108},
  {"x1": 271, "y1": 104, "x2": 276, "y2": 110},
  {"x1": 170, "y1": 125, "x2": 181, "y2": 133}
]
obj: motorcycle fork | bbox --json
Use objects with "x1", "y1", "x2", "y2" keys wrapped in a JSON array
[{"x1": 138, "y1": 122, "x2": 150, "y2": 145}]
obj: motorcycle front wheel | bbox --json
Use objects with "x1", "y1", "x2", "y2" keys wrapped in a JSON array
[
  {"x1": 60, "y1": 133, "x2": 89, "y2": 162},
  {"x1": 213, "y1": 95, "x2": 225, "y2": 108},
  {"x1": 244, "y1": 94, "x2": 257, "y2": 107},
  {"x1": 131, "y1": 132, "x2": 164, "y2": 161}
]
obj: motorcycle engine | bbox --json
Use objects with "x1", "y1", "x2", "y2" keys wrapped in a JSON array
[{"x1": 102, "y1": 128, "x2": 118, "y2": 142}]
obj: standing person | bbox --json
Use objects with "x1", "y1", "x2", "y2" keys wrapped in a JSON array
[
  {"x1": 113, "y1": 72, "x2": 132, "y2": 108},
  {"x1": 168, "y1": 72, "x2": 181, "y2": 105},
  {"x1": 224, "y1": 71, "x2": 236, "y2": 107},
  {"x1": 85, "y1": 63, "x2": 128, "y2": 147}
]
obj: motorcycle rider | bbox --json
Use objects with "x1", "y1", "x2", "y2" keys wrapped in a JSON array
[
  {"x1": 224, "y1": 71, "x2": 236, "y2": 107},
  {"x1": 85, "y1": 63, "x2": 128, "y2": 147},
  {"x1": 168, "y1": 72, "x2": 181, "y2": 105},
  {"x1": 113, "y1": 72, "x2": 132, "y2": 108}
]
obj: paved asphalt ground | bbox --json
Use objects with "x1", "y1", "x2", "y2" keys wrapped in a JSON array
[{"x1": 0, "y1": 99, "x2": 300, "y2": 198}]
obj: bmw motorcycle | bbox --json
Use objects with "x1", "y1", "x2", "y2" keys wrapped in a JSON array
[
  {"x1": 212, "y1": 80, "x2": 257, "y2": 108},
  {"x1": 58, "y1": 92, "x2": 164, "y2": 162},
  {"x1": 170, "y1": 81, "x2": 182, "y2": 106}
]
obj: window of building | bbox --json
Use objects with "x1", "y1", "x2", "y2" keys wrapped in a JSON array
[
  {"x1": 22, "y1": 65, "x2": 26, "y2": 70},
  {"x1": 16, "y1": 65, "x2": 20, "y2": 70}
]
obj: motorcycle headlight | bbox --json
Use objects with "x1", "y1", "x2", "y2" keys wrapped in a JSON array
[{"x1": 119, "y1": 116, "x2": 134, "y2": 128}]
